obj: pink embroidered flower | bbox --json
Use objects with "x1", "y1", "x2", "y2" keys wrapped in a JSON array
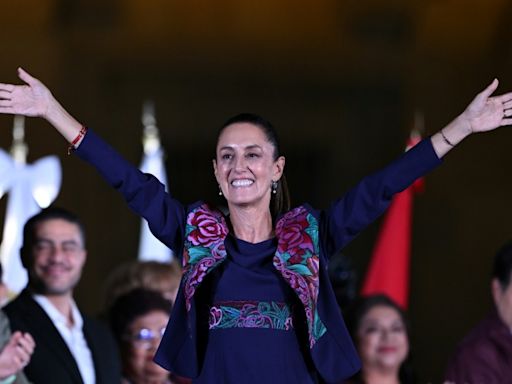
[
  {"x1": 276, "y1": 208, "x2": 314, "y2": 255},
  {"x1": 288, "y1": 248, "x2": 307, "y2": 265},
  {"x1": 188, "y1": 208, "x2": 227, "y2": 247},
  {"x1": 306, "y1": 256, "x2": 320, "y2": 280},
  {"x1": 284, "y1": 317, "x2": 294, "y2": 330},
  {"x1": 209, "y1": 307, "x2": 223, "y2": 329}
]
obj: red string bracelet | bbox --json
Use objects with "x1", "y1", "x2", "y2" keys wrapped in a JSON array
[{"x1": 67, "y1": 125, "x2": 88, "y2": 155}]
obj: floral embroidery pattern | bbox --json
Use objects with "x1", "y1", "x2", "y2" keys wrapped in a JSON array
[
  {"x1": 274, "y1": 206, "x2": 326, "y2": 348},
  {"x1": 181, "y1": 204, "x2": 326, "y2": 349},
  {"x1": 182, "y1": 204, "x2": 228, "y2": 311},
  {"x1": 209, "y1": 301, "x2": 293, "y2": 330}
]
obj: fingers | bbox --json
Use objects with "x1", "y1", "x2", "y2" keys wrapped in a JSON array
[
  {"x1": 13, "y1": 348, "x2": 31, "y2": 369},
  {"x1": 0, "y1": 107, "x2": 16, "y2": 115},
  {"x1": 0, "y1": 83, "x2": 14, "y2": 93},
  {"x1": 501, "y1": 117, "x2": 512, "y2": 126},
  {"x1": 0, "y1": 90, "x2": 12, "y2": 99},
  {"x1": 17, "y1": 67, "x2": 38, "y2": 86},
  {"x1": 496, "y1": 92, "x2": 512, "y2": 106},
  {"x1": 5, "y1": 332, "x2": 35, "y2": 370},
  {"x1": 15, "y1": 333, "x2": 35, "y2": 355},
  {"x1": 479, "y1": 78, "x2": 499, "y2": 99}
]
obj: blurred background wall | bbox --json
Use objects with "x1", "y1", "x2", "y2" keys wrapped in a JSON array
[{"x1": 1, "y1": 0, "x2": 512, "y2": 381}]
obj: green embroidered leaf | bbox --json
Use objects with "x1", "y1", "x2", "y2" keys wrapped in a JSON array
[
  {"x1": 187, "y1": 246, "x2": 211, "y2": 264},
  {"x1": 305, "y1": 214, "x2": 320, "y2": 253},
  {"x1": 288, "y1": 264, "x2": 313, "y2": 276},
  {"x1": 185, "y1": 223, "x2": 196, "y2": 236},
  {"x1": 281, "y1": 252, "x2": 292, "y2": 262},
  {"x1": 313, "y1": 312, "x2": 327, "y2": 339}
]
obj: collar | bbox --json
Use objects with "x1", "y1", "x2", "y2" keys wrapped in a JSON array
[{"x1": 32, "y1": 293, "x2": 83, "y2": 330}]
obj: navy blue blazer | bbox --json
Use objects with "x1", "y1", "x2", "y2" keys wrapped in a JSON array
[{"x1": 75, "y1": 130, "x2": 441, "y2": 383}]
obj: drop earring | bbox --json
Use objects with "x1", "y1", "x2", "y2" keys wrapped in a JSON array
[
  {"x1": 271, "y1": 180, "x2": 278, "y2": 194},
  {"x1": 218, "y1": 185, "x2": 223, "y2": 196}
]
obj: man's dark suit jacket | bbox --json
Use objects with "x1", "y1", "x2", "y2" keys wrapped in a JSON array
[{"x1": 4, "y1": 289, "x2": 121, "y2": 384}]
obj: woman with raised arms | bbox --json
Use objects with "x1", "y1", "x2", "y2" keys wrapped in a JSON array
[{"x1": 1, "y1": 68, "x2": 511, "y2": 383}]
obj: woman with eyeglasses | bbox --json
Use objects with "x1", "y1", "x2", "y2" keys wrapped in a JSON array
[{"x1": 108, "y1": 288, "x2": 188, "y2": 384}]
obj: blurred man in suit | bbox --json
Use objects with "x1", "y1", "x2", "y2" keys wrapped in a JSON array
[
  {"x1": 4, "y1": 207, "x2": 121, "y2": 384},
  {"x1": 444, "y1": 241, "x2": 512, "y2": 383}
]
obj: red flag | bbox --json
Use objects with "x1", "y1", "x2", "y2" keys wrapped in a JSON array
[{"x1": 360, "y1": 131, "x2": 423, "y2": 309}]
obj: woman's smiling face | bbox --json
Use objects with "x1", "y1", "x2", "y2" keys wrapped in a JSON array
[
  {"x1": 357, "y1": 305, "x2": 409, "y2": 372},
  {"x1": 214, "y1": 122, "x2": 284, "y2": 210}
]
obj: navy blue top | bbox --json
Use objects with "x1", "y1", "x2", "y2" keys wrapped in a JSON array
[
  {"x1": 75, "y1": 129, "x2": 443, "y2": 383},
  {"x1": 195, "y1": 235, "x2": 317, "y2": 383}
]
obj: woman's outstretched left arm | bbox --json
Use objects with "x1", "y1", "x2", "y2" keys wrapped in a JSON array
[{"x1": 431, "y1": 79, "x2": 512, "y2": 158}]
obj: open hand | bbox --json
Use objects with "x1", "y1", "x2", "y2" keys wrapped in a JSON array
[
  {"x1": 0, "y1": 68, "x2": 53, "y2": 118},
  {"x1": 462, "y1": 79, "x2": 512, "y2": 133}
]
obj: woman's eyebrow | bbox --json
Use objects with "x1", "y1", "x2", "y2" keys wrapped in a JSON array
[{"x1": 219, "y1": 144, "x2": 263, "y2": 151}]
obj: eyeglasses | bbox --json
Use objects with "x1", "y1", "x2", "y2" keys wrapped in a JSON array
[{"x1": 125, "y1": 327, "x2": 166, "y2": 350}]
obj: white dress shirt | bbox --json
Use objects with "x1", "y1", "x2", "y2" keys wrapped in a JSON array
[{"x1": 33, "y1": 294, "x2": 96, "y2": 384}]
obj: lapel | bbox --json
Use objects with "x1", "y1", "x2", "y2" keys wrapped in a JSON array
[
  {"x1": 82, "y1": 317, "x2": 103, "y2": 383},
  {"x1": 16, "y1": 290, "x2": 84, "y2": 383},
  {"x1": 182, "y1": 203, "x2": 228, "y2": 311},
  {"x1": 181, "y1": 204, "x2": 326, "y2": 348},
  {"x1": 273, "y1": 206, "x2": 326, "y2": 348}
]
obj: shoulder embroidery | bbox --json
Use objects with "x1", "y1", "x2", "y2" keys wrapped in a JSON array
[
  {"x1": 182, "y1": 203, "x2": 228, "y2": 311},
  {"x1": 274, "y1": 206, "x2": 327, "y2": 348}
]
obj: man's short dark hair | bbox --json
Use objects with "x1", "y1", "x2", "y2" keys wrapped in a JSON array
[
  {"x1": 492, "y1": 241, "x2": 512, "y2": 289},
  {"x1": 21, "y1": 206, "x2": 85, "y2": 267}
]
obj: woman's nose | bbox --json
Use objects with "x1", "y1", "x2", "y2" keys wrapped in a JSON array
[{"x1": 234, "y1": 156, "x2": 247, "y2": 171}]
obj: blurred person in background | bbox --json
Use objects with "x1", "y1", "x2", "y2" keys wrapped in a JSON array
[
  {"x1": 104, "y1": 259, "x2": 182, "y2": 309},
  {"x1": 344, "y1": 295, "x2": 414, "y2": 384},
  {"x1": 3, "y1": 207, "x2": 121, "y2": 384},
  {"x1": 109, "y1": 288, "x2": 189, "y2": 384},
  {"x1": 0, "y1": 265, "x2": 11, "y2": 308},
  {"x1": 444, "y1": 241, "x2": 512, "y2": 383},
  {"x1": 0, "y1": 263, "x2": 34, "y2": 384}
]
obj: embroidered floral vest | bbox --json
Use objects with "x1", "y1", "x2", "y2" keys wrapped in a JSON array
[{"x1": 181, "y1": 203, "x2": 327, "y2": 348}]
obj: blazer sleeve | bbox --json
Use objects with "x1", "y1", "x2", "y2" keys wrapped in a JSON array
[
  {"x1": 320, "y1": 137, "x2": 442, "y2": 257},
  {"x1": 74, "y1": 129, "x2": 186, "y2": 255}
]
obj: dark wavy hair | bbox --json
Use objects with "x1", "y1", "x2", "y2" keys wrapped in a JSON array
[
  {"x1": 108, "y1": 288, "x2": 172, "y2": 345},
  {"x1": 216, "y1": 113, "x2": 291, "y2": 219},
  {"x1": 344, "y1": 295, "x2": 416, "y2": 384}
]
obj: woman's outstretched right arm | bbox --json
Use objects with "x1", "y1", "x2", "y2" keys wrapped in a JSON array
[{"x1": 0, "y1": 68, "x2": 186, "y2": 254}]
